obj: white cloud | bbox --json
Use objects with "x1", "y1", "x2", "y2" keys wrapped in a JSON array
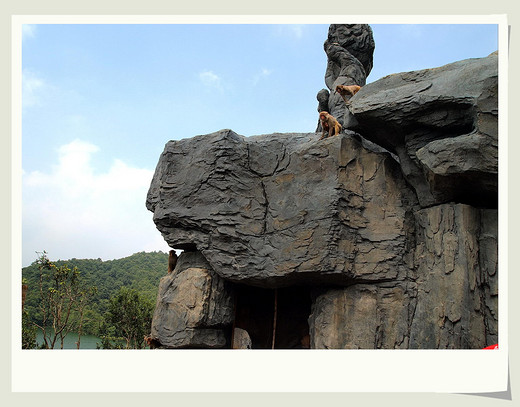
[
  {"x1": 22, "y1": 24, "x2": 36, "y2": 40},
  {"x1": 252, "y1": 68, "x2": 273, "y2": 86},
  {"x1": 22, "y1": 70, "x2": 46, "y2": 108},
  {"x1": 22, "y1": 139, "x2": 170, "y2": 266},
  {"x1": 199, "y1": 70, "x2": 223, "y2": 90},
  {"x1": 274, "y1": 24, "x2": 307, "y2": 40}
]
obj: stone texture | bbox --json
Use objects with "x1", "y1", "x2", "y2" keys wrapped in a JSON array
[
  {"x1": 150, "y1": 251, "x2": 234, "y2": 348},
  {"x1": 323, "y1": 24, "x2": 375, "y2": 90},
  {"x1": 232, "y1": 328, "x2": 252, "y2": 349},
  {"x1": 147, "y1": 130, "x2": 417, "y2": 288},
  {"x1": 479, "y1": 210, "x2": 499, "y2": 345},
  {"x1": 309, "y1": 204, "x2": 498, "y2": 349},
  {"x1": 349, "y1": 52, "x2": 498, "y2": 208},
  {"x1": 409, "y1": 204, "x2": 497, "y2": 348},
  {"x1": 309, "y1": 283, "x2": 412, "y2": 349}
]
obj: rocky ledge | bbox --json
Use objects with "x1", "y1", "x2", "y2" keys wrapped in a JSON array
[
  {"x1": 349, "y1": 51, "x2": 498, "y2": 208},
  {"x1": 146, "y1": 130, "x2": 416, "y2": 288}
]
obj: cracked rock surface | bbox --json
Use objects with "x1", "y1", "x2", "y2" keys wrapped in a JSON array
[
  {"x1": 309, "y1": 204, "x2": 497, "y2": 349},
  {"x1": 147, "y1": 130, "x2": 416, "y2": 288},
  {"x1": 150, "y1": 251, "x2": 234, "y2": 348}
]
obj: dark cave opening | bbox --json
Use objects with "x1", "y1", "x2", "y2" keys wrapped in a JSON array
[
  {"x1": 173, "y1": 243, "x2": 198, "y2": 252},
  {"x1": 232, "y1": 285, "x2": 312, "y2": 349}
]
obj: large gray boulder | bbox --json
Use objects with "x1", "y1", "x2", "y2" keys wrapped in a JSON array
[{"x1": 147, "y1": 130, "x2": 417, "y2": 288}]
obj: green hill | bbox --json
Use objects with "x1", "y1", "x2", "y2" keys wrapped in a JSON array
[{"x1": 22, "y1": 251, "x2": 169, "y2": 336}]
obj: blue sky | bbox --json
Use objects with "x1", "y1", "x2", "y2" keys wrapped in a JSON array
[{"x1": 19, "y1": 21, "x2": 499, "y2": 266}]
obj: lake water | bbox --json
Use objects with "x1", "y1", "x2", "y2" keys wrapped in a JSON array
[{"x1": 36, "y1": 330, "x2": 102, "y2": 349}]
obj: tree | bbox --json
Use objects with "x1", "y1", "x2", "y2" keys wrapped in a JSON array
[
  {"x1": 22, "y1": 308, "x2": 37, "y2": 349},
  {"x1": 22, "y1": 279, "x2": 37, "y2": 349},
  {"x1": 34, "y1": 251, "x2": 96, "y2": 349},
  {"x1": 102, "y1": 287, "x2": 154, "y2": 349}
]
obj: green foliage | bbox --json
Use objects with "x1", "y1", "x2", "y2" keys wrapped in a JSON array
[
  {"x1": 32, "y1": 251, "x2": 97, "y2": 349},
  {"x1": 100, "y1": 287, "x2": 155, "y2": 349},
  {"x1": 22, "y1": 251, "x2": 168, "y2": 339},
  {"x1": 96, "y1": 335, "x2": 125, "y2": 350},
  {"x1": 22, "y1": 309, "x2": 37, "y2": 349},
  {"x1": 96, "y1": 324, "x2": 126, "y2": 349}
]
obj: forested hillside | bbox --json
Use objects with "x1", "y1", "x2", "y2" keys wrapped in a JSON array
[{"x1": 22, "y1": 251, "x2": 169, "y2": 337}]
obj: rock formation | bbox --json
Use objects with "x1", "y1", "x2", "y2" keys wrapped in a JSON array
[
  {"x1": 150, "y1": 251, "x2": 234, "y2": 348},
  {"x1": 146, "y1": 25, "x2": 498, "y2": 349},
  {"x1": 349, "y1": 52, "x2": 498, "y2": 208},
  {"x1": 147, "y1": 131, "x2": 416, "y2": 288},
  {"x1": 316, "y1": 24, "x2": 375, "y2": 131}
]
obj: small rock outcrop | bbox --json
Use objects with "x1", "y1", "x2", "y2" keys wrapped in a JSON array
[
  {"x1": 146, "y1": 25, "x2": 498, "y2": 349},
  {"x1": 150, "y1": 251, "x2": 234, "y2": 348}
]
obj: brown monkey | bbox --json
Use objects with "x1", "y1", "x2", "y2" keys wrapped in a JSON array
[
  {"x1": 167, "y1": 250, "x2": 178, "y2": 274},
  {"x1": 335, "y1": 84, "x2": 362, "y2": 104},
  {"x1": 144, "y1": 335, "x2": 160, "y2": 349},
  {"x1": 319, "y1": 111, "x2": 342, "y2": 140}
]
